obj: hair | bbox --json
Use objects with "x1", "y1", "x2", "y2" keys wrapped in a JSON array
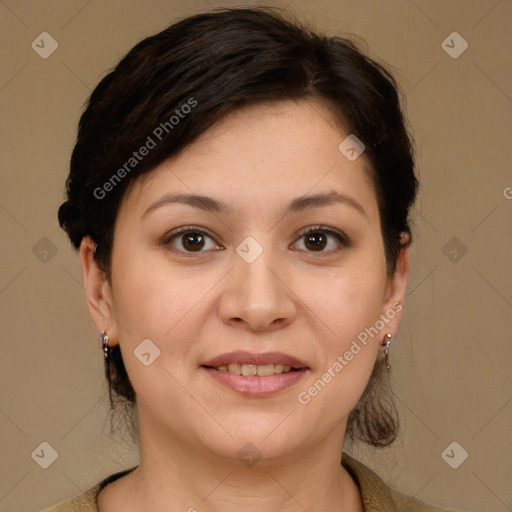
[{"x1": 58, "y1": 7, "x2": 417, "y2": 447}]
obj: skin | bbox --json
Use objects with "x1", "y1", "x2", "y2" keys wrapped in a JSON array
[{"x1": 81, "y1": 98, "x2": 409, "y2": 511}]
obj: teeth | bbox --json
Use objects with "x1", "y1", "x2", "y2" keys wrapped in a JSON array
[
  {"x1": 216, "y1": 363, "x2": 296, "y2": 376},
  {"x1": 241, "y1": 364, "x2": 257, "y2": 376},
  {"x1": 227, "y1": 363, "x2": 242, "y2": 375},
  {"x1": 257, "y1": 364, "x2": 274, "y2": 377}
]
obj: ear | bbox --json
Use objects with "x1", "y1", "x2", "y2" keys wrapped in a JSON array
[
  {"x1": 382, "y1": 233, "x2": 410, "y2": 336},
  {"x1": 79, "y1": 237, "x2": 119, "y2": 347}
]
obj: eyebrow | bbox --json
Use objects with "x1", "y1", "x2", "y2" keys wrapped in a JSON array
[{"x1": 142, "y1": 190, "x2": 367, "y2": 219}]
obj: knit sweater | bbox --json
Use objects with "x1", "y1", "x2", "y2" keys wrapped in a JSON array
[{"x1": 42, "y1": 452, "x2": 456, "y2": 511}]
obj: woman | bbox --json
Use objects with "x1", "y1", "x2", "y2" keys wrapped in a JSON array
[{"x1": 45, "y1": 7, "x2": 456, "y2": 512}]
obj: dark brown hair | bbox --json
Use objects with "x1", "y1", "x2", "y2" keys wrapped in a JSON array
[{"x1": 59, "y1": 7, "x2": 417, "y2": 447}]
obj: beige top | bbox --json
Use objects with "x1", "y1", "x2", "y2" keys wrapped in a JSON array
[{"x1": 42, "y1": 452, "x2": 456, "y2": 511}]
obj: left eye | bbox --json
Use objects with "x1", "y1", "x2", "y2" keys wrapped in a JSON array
[
  {"x1": 165, "y1": 227, "x2": 220, "y2": 253},
  {"x1": 292, "y1": 226, "x2": 348, "y2": 253}
]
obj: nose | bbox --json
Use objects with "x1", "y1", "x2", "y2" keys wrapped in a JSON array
[{"x1": 217, "y1": 249, "x2": 297, "y2": 332}]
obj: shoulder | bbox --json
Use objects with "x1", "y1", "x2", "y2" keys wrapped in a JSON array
[
  {"x1": 40, "y1": 457, "x2": 459, "y2": 512},
  {"x1": 39, "y1": 484, "x2": 100, "y2": 512},
  {"x1": 39, "y1": 467, "x2": 137, "y2": 512},
  {"x1": 341, "y1": 452, "x2": 459, "y2": 512}
]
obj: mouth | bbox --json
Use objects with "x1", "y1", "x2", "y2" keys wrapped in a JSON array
[
  {"x1": 203, "y1": 363, "x2": 301, "y2": 376},
  {"x1": 201, "y1": 351, "x2": 309, "y2": 374},
  {"x1": 201, "y1": 351, "x2": 309, "y2": 396}
]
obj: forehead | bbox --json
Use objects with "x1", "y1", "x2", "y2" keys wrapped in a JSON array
[{"x1": 122, "y1": 99, "x2": 378, "y2": 218}]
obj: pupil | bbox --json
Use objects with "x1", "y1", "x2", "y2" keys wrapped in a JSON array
[
  {"x1": 305, "y1": 233, "x2": 326, "y2": 251},
  {"x1": 183, "y1": 232, "x2": 204, "y2": 251}
]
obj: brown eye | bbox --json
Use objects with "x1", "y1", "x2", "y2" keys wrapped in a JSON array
[
  {"x1": 164, "y1": 226, "x2": 221, "y2": 254},
  {"x1": 293, "y1": 225, "x2": 349, "y2": 254},
  {"x1": 304, "y1": 232, "x2": 328, "y2": 251},
  {"x1": 181, "y1": 232, "x2": 206, "y2": 251}
]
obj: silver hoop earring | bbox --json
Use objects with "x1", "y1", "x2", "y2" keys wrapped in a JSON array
[
  {"x1": 380, "y1": 333, "x2": 392, "y2": 373},
  {"x1": 101, "y1": 331, "x2": 110, "y2": 360}
]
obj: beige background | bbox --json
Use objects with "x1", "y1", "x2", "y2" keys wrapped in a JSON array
[{"x1": 0, "y1": 0, "x2": 511, "y2": 511}]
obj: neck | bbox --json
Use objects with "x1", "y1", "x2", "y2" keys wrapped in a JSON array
[{"x1": 115, "y1": 412, "x2": 362, "y2": 512}]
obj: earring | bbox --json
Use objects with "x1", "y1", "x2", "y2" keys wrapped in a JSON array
[
  {"x1": 101, "y1": 331, "x2": 110, "y2": 360},
  {"x1": 381, "y1": 333, "x2": 392, "y2": 373}
]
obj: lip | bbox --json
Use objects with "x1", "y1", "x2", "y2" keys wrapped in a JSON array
[
  {"x1": 202, "y1": 367, "x2": 309, "y2": 397},
  {"x1": 201, "y1": 351, "x2": 309, "y2": 397},
  {"x1": 202, "y1": 351, "x2": 309, "y2": 369}
]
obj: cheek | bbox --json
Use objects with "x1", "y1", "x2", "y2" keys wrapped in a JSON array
[
  {"x1": 110, "y1": 253, "x2": 208, "y2": 346},
  {"x1": 308, "y1": 264, "x2": 388, "y2": 342},
  {"x1": 297, "y1": 257, "x2": 387, "y2": 399},
  {"x1": 109, "y1": 258, "x2": 211, "y2": 409},
  {"x1": 296, "y1": 284, "x2": 383, "y2": 419}
]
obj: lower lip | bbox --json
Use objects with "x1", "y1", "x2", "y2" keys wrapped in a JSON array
[{"x1": 202, "y1": 367, "x2": 308, "y2": 397}]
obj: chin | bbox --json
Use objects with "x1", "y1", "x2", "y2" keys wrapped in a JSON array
[{"x1": 195, "y1": 416, "x2": 315, "y2": 465}]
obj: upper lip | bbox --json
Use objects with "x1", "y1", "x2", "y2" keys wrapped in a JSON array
[{"x1": 202, "y1": 351, "x2": 309, "y2": 369}]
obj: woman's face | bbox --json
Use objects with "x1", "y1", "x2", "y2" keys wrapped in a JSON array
[{"x1": 83, "y1": 99, "x2": 408, "y2": 462}]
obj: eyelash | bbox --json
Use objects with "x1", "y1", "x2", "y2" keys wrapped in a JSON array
[{"x1": 163, "y1": 224, "x2": 349, "y2": 256}]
